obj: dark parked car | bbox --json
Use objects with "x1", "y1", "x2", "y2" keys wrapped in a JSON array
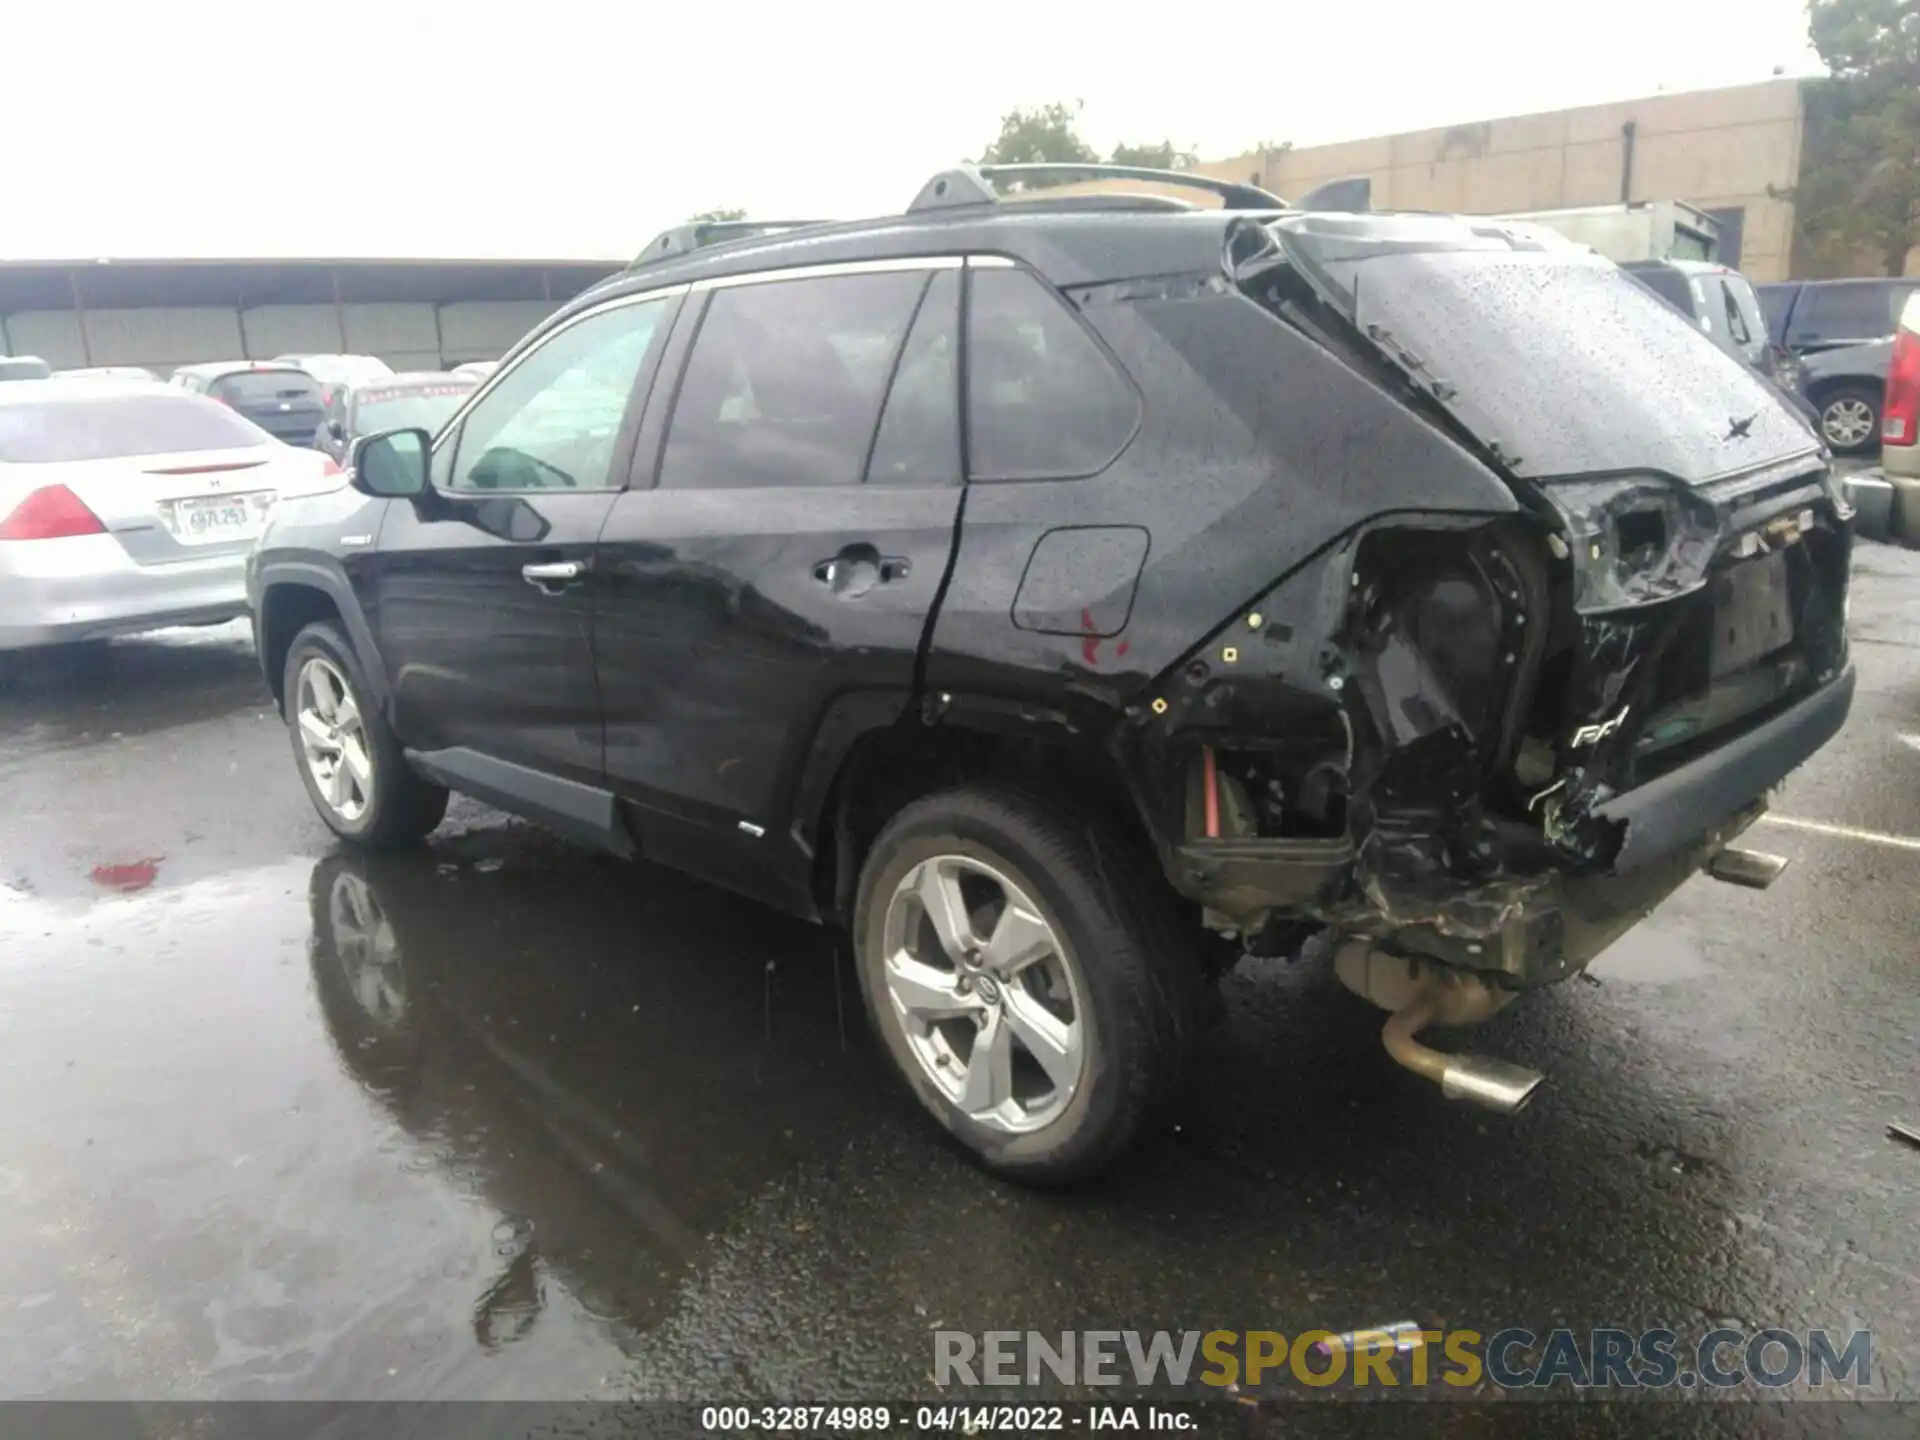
[
  {"x1": 249, "y1": 167, "x2": 1855, "y2": 1183},
  {"x1": 1622, "y1": 258, "x2": 1817, "y2": 427},
  {"x1": 1793, "y1": 338, "x2": 1894, "y2": 456},
  {"x1": 1758, "y1": 277, "x2": 1920, "y2": 356},
  {"x1": 315, "y1": 373, "x2": 478, "y2": 464},
  {"x1": 170, "y1": 362, "x2": 326, "y2": 446}
]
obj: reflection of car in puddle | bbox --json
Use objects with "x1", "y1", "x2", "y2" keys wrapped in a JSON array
[{"x1": 306, "y1": 838, "x2": 876, "y2": 1353}]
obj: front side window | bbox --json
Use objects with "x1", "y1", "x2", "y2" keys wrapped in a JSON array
[
  {"x1": 446, "y1": 296, "x2": 669, "y2": 492},
  {"x1": 659, "y1": 270, "x2": 926, "y2": 489},
  {"x1": 966, "y1": 267, "x2": 1138, "y2": 482}
]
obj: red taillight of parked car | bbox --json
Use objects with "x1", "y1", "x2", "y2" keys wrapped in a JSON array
[
  {"x1": 1884, "y1": 327, "x2": 1919, "y2": 447},
  {"x1": 0, "y1": 484, "x2": 107, "y2": 541},
  {"x1": 322, "y1": 457, "x2": 344, "y2": 477}
]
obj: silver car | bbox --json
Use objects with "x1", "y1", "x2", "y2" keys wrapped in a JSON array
[{"x1": 0, "y1": 379, "x2": 342, "y2": 651}]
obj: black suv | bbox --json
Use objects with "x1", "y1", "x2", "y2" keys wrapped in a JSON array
[{"x1": 250, "y1": 166, "x2": 1856, "y2": 1183}]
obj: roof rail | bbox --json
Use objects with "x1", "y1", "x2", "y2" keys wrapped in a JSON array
[
  {"x1": 628, "y1": 219, "x2": 835, "y2": 269},
  {"x1": 909, "y1": 163, "x2": 1285, "y2": 214}
]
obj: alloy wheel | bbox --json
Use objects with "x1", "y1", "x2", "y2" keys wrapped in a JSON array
[
  {"x1": 1821, "y1": 397, "x2": 1876, "y2": 450},
  {"x1": 297, "y1": 656, "x2": 373, "y2": 823},
  {"x1": 880, "y1": 854, "x2": 1086, "y2": 1134}
]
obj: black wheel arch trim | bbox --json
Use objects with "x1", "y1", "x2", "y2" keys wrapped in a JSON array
[{"x1": 254, "y1": 559, "x2": 387, "y2": 712}]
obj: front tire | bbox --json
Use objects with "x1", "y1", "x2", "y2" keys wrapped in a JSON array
[
  {"x1": 1815, "y1": 382, "x2": 1882, "y2": 456},
  {"x1": 284, "y1": 620, "x2": 447, "y2": 847},
  {"x1": 852, "y1": 786, "x2": 1200, "y2": 1184}
]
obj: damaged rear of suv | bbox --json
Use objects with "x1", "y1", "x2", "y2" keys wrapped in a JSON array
[
  {"x1": 1108, "y1": 210, "x2": 1854, "y2": 1117},
  {"x1": 256, "y1": 166, "x2": 1851, "y2": 1185}
]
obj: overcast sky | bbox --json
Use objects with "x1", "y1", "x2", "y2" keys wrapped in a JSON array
[{"x1": 7, "y1": 0, "x2": 1823, "y2": 262}]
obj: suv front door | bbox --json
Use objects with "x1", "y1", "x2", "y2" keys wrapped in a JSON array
[
  {"x1": 594, "y1": 261, "x2": 966, "y2": 913},
  {"x1": 367, "y1": 289, "x2": 682, "y2": 788}
]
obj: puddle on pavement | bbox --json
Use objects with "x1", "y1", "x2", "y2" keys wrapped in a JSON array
[{"x1": 0, "y1": 833, "x2": 883, "y2": 1397}]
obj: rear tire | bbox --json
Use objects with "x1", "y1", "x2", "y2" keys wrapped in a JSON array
[
  {"x1": 851, "y1": 785, "x2": 1200, "y2": 1185},
  {"x1": 284, "y1": 620, "x2": 447, "y2": 848},
  {"x1": 1814, "y1": 382, "x2": 1882, "y2": 456}
]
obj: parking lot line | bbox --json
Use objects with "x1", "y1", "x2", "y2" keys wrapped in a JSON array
[{"x1": 1758, "y1": 814, "x2": 1920, "y2": 853}]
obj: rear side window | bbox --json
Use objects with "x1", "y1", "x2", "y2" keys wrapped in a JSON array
[
  {"x1": 1630, "y1": 266, "x2": 1695, "y2": 318},
  {"x1": 660, "y1": 270, "x2": 926, "y2": 489},
  {"x1": 0, "y1": 394, "x2": 266, "y2": 463},
  {"x1": 966, "y1": 267, "x2": 1137, "y2": 481},
  {"x1": 211, "y1": 370, "x2": 321, "y2": 406},
  {"x1": 1718, "y1": 275, "x2": 1761, "y2": 350},
  {"x1": 1790, "y1": 282, "x2": 1911, "y2": 343},
  {"x1": 866, "y1": 270, "x2": 961, "y2": 486}
]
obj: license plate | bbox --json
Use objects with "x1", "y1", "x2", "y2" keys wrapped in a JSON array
[{"x1": 170, "y1": 493, "x2": 265, "y2": 543}]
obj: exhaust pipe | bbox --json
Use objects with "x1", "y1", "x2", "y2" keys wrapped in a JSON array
[
  {"x1": 1334, "y1": 942, "x2": 1545, "y2": 1115},
  {"x1": 1381, "y1": 993, "x2": 1545, "y2": 1114}
]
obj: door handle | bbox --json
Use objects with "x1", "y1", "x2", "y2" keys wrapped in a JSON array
[
  {"x1": 522, "y1": 559, "x2": 585, "y2": 594},
  {"x1": 812, "y1": 548, "x2": 909, "y2": 597}
]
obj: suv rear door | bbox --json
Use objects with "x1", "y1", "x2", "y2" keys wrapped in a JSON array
[
  {"x1": 593, "y1": 260, "x2": 965, "y2": 913},
  {"x1": 365, "y1": 290, "x2": 681, "y2": 791}
]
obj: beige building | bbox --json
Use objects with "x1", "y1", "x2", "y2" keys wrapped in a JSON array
[{"x1": 1066, "y1": 80, "x2": 1810, "y2": 281}]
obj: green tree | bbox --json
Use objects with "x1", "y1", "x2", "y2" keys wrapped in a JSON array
[
  {"x1": 689, "y1": 207, "x2": 747, "y2": 223},
  {"x1": 1792, "y1": 0, "x2": 1920, "y2": 276},
  {"x1": 977, "y1": 102, "x2": 1098, "y2": 187},
  {"x1": 1108, "y1": 140, "x2": 1198, "y2": 171}
]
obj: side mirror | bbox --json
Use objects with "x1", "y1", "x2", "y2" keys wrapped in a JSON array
[
  {"x1": 326, "y1": 419, "x2": 346, "y2": 442},
  {"x1": 350, "y1": 428, "x2": 430, "y2": 498}
]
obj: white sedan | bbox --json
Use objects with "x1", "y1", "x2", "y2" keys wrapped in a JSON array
[{"x1": 0, "y1": 379, "x2": 342, "y2": 651}]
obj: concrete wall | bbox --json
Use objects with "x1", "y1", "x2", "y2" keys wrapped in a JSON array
[
  {"x1": 6, "y1": 299, "x2": 565, "y2": 375},
  {"x1": 1047, "y1": 80, "x2": 1808, "y2": 281},
  {"x1": 1201, "y1": 79, "x2": 1806, "y2": 280}
]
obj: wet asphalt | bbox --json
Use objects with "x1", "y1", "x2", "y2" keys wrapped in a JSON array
[{"x1": 1, "y1": 543, "x2": 1917, "y2": 1434}]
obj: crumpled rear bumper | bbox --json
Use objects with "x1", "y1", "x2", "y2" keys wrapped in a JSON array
[{"x1": 1596, "y1": 663, "x2": 1852, "y2": 871}]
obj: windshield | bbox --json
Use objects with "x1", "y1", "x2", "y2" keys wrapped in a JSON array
[
  {"x1": 354, "y1": 383, "x2": 474, "y2": 436},
  {"x1": 1266, "y1": 214, "x2": 1817, "y2": 482},
  {"x1": 0, "y1": 393, "x2": 267, "y2": 463}
]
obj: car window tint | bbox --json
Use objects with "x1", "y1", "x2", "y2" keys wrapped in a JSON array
[
  {"x1": 966, "y1": 267, "x2": 1137, "y2": 482},
  {"x1": 1755, "y1": 284, "x2": 1795, "y2": 346},
  {"x1": 866, "y1": 270, "x2": 961, "y2": 486},
  {"x1": 1719, "y1": 277, "x2": 1756, "y2": 348},
  {"x1": 0, "y1": 394, "x2": 266, "y2": 463},
  {"x1": 659, "y1": 270, "x2": 926, "y2": 489},
  {"x1": 447, "y1": 296, "x2": 668, "y2": 492},
  {"x1": 1631, "y1": 267, "x2": 1694, "y2": 317},
  {"x1": 211, "y1": 370, "x2": 321, "y2": 406},
  {"x1": 1793, "y1": 282, "x2": 1902, "y2": 342}
]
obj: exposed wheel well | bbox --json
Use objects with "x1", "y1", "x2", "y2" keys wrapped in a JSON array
[
  {"x1": 810, "y1": 721, "x2": 1174, "y2": 931},
  {"x1": 259, "y1": 584, "x2": 343, "y2": 711},
  {"x1": 1804, "y1": 375, "x2": 1879, "y2": 407}
]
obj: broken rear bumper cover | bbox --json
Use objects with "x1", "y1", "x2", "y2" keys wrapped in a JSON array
[{"x1": 1594, "y1": 661, "x2": 1852, "y2": 872}]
